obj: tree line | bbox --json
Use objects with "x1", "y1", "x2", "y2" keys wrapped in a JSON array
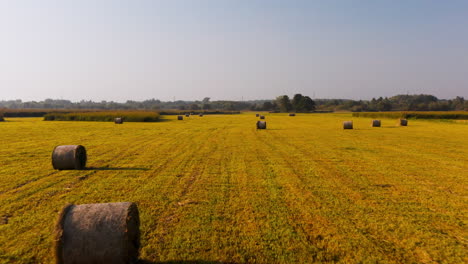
[{"x1": 0, "y1": 94, "x2": 466, "y2": 112}]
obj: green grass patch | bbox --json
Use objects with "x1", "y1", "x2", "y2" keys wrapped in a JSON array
[
  {"x1": 352, "y1": 111, "x2": 468, "y2": 119},
  {"x1": 43, "y1": 111, "x2": 160, "y2": 122}
]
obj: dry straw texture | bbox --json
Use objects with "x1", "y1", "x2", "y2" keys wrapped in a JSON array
[
  {"x1": 55, "y1": 202, "x2": 140, "y2": 264},
  {"x1": 52, "y1": 145, "x2": 87, "y2": 170}
]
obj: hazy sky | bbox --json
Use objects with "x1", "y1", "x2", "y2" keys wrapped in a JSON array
[{"x1": 1, "y1": 0, "x2": 467, "y2": 102}]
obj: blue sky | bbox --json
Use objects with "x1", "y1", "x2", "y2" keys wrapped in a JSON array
[{"x1": 0, "y1": 0, "x2": 467, "y2": 101}]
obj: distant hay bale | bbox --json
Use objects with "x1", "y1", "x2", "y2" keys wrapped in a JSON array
[
  {"x1": 371, "y1": 120, "x2": 381, "y2": 127},
  {"x1": 199, "y1": 114, "x2": 204, "y2": 117},
  {"x1": 256, "y1": 121, "x2": 267, "y2": 129},
  {"x1": 289, "y1": 113, "x2": 296, "y2": 116},
  {"x1": 255, "y1": 114, "x2": 260, "y2": 117},
  {"x1": 52, "y1": 145, "x2": 87, "y2": 170},
  {"x1": 343, "y1": 121, "x2": 353, "y2": 129},
  {"x1": 177, "y1": 115, "x2": 183, "y2": 120},
  {"x1": 399, "y1": 119, "x2": 408, "y2": 126},
  {"x1": 55, "y1": 202, "x2": 140, "y2": 264},
  {"x1": 0, "y1": 116, "x2": 4, "y2": 122},
  {"x1": 114, "y1": 117, "x2": 123, "y2": 124},
  {"x1": 185, "y1": 114, "x2": 189, "y2": 117},
  {"x1": 259, "y1": 115, "x2": 265, "y2": 119}
]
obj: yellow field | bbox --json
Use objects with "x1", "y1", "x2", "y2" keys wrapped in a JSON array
[{"x1": 0, "y1": 114, "x2": 467, "y2": 263}]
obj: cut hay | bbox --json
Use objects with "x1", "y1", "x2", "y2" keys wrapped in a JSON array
[
  {"x1": 255, "y1": 114, "x2": 260, "y2": 117},
  {"x1": 259, "y1": 115, "x2": 265, "y2": 120},
  {"x1": 399, "y1": 119, "x2": 408, "y2": 126},
  {"x1": 55, "y1": 202, "x2": 140, "y2": 264},
  {"x1": 257, "y1": 121, "x2": 267, "y2": 129},
  {"x1": 343, "y1": 121, "x2": 353, "y2": 129},
  {"x1": 177, "y1": 115, "x2": 183, "y2": 120},
  {"x1": 52, "y1": 145, "x2": 87, "y2": 170},
  {"x1": 199, "y1": 114, "x2": 204, "y2": 117},
  {"x1": 289, "y1": 113, "x2": 296, "y2": 116},
  {"x1": 114, "y1": 117, "x2": 123, "y2": 124},
  {"x1": 371, "y1": 120, "x2": 381, "y2": 127}
]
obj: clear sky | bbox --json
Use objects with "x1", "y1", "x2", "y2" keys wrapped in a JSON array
[{"x1": 1, "y1": 0, "x2": 467, "y2": 102}]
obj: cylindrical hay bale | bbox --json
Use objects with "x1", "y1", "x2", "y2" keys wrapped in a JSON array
[
  {"x1": 177, "y1": 115, "x2": 183, "y2": 120},
  {"x1": 52, "y1": 145, "x2": 87, "y2": 170},
  {"x1": 185, "y1": 114, "x2": 189, "y2": 117},
  {"x1": 0, "y1": 116, "x2": 4, "y2": 122},
  {"x1": 399, "y1": 119, "x2": 408, "y2": 126},
  {"x1": 55, "y1": 202, "x2": 140, "y2": 264},
  {"x1": 114, "y1": 117, "x2": 123, "y2": 124},
  {"x1": 199, "y1": 114, "x2": 204, "y2": 117},
  {"x1": 256, "y1": 121, "x2": 267, "y2": 129},
  {"x1": 289, "y1": 113, "x2": 296, "y2": 116},
  {"x1": 259, "y1": 115, "x2": 265, "y2": 119},
  {"x1": 343, "y1": 121, "x2": 353, "y2": 129},
  {"x1": 371, "y1": 120, "x2": 381, "y2": 127},
  {"x1": 255, "y1": 113, "x2": 260, "y2": 117}
]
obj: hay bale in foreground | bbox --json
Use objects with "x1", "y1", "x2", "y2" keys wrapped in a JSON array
[
  {"x1": 52, "y1": 145, "x2": 87, "y2": 170},
  {"x1": 177, "y1": 115, "x2": 183, "y2": 120},
  {"x1": 55, "y1": 202, "x2": 140, "y2": 264},
  {"x1": 257, "y1": 121, "x2": 267, "y2": 129},
  {"x1": 259, "y1": 115, "x2": 265, "y2": 119},
  {"x1": 343, "y1": 121, "x2": 353, "y2": 129},
  {"x1": 399, "y1": 119, "x2": 408, "y2": 126},
  {"x1": 114, "y1": 117, "x2": 123, "y2": 124},
  {"x1": 289, "y1": 113, "x2": 296, "y2": 116},
  {"x1": 371, "y1": 120, "x2": 381, "y2": 127}
]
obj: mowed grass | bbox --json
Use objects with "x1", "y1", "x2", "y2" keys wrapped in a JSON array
[{"x1": 0, "y1": 114, "x2": 467, "y2": 263}]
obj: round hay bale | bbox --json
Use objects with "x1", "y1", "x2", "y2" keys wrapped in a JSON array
[
  {"x1": 256, "y1": 121, "x2": 267, "y2": 129},
  {"x1": 185, "y1": 114, "x2": 189, "y2": 117},
  {"x1": 177, "y1": 115, "x2": 183, "y2": 120},
  {"x1": 55, "y1": 202, "x2": 140, "y2": 264},
  {"x1": 255, "y1": 113, "x2": 260, "y2": 117},
  {"x1": 52, "y1": 145, "x2": 87, "y2": 170},
  {"x1": 371, "y1": 120, "x2": 381, "y2": 127},
  {"x1": 114, "y1": 117, "x2": 123, "y2": 124},
  {"x1": 289, "y1": 113, "x2": 296, "y2": 116},
  {"x1": 259, "y1": 115, "x2": 265, "y2": 120},
  {"x1": 0, "y1": 116, "x2": 4, "y2": 122},
  {"x1": 343, "y1": 121, "x2": 353, "y2": 129},
  {"x1": 399, "y1": 119, "x2": 408, "y2": 126},
  {"x1": 199, "y1": 114, "x2": 204, "y2": 117}
]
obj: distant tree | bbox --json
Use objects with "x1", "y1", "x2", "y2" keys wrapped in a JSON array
[
  {"x1": 202, "y1": 103, "x2": 211, "y2": 110},
  {"x1": 190, "y1": 104, "x2": 200, "y2": 110},
  {"x1": 262, "y1": 101, "x2": 274, "y2": 111},
  {"x1": 301, "y1": 96, "x2": 315, "y2": 111},
  {"x1": 276, "y1": 95, "x2": 292, "y2": 112},
  {"x1": 202, "y1": 97, "x2": 210, "y2": 103}
]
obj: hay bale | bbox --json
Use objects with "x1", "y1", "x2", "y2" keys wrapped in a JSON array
[
  {"x1": 55, "y1": 202, "x2": 140, "y2": 264},
  {"x1": 114, "y1": 117, "x2": 123, "y2": 124},
  {"x1": 259, "y1": 115, "x2": 265, "y2": 119},
  {"x1": 0, "y1": 116, "x2": 4, "y2": 122},
  {"x1": 177, "y1": 115, "x2": 183, "y2": 120},
  {"x1": 399, "y1": 119, "x2": 408, "y2": 126},
  {"x1": 185, "y1": 114, "x2": 189, "y2": 117},
  {"x1": 289, "y1": 113, "x2": 296, "y2": 116},
  {"x1": 52, "y1": 145, "x2": 87, "y2": 170},
  {"x1": 371, "y1": 120, "x2": 381, "y2": 127},
  {"x1": 199, "y1": 114, "x2": 204, "y2": 117},
  {"x1": 343, "y1": 121, "x2": 353, "y2": 129},
  {"x1": 255, "y1": 114, "x2": 259, "y2": 117},
  {"x1": 256, "y1": 121, "x2": 267, "y2": 129}
]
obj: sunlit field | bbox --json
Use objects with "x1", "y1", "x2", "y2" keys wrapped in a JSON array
[{"x1": 0, "y1": 114, "x2": 466, "y2": 263}]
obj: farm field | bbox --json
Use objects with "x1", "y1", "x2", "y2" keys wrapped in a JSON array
[{"x1": 0, "y1": 113, "x2": 467, "y2": 263}]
